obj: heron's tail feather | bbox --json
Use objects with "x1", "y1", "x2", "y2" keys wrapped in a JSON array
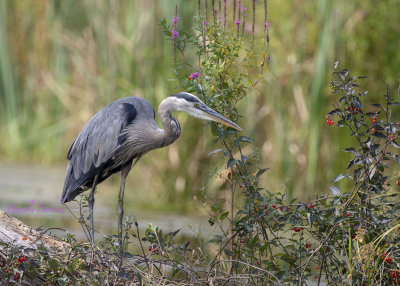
[{"x1": 61, "y1": 164, "x2": 85, "y2": 203}]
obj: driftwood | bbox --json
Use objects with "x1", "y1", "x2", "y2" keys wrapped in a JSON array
[
  {"x1": 0, "y1": 210, "x2": 70, "y2": 285},
  {"x1": 0, "y1": 210, "x2": 67, "y2": 257}
]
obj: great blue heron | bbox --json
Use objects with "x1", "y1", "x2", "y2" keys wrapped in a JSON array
[{"x1": 61, "y1": 92, "x2": 241, "y2": 255}]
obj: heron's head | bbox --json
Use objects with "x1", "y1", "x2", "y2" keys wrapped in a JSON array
[{"x1": 169, "y1": 92, "x2": 242, "y2": 130}]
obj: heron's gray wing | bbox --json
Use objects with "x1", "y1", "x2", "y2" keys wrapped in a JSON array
[
  {"x1": 71, "y1": 102, "x2": 137, "y2": 178},
  {"x1": 61, "y1": 101, "x2": 138, "y2": 202}
]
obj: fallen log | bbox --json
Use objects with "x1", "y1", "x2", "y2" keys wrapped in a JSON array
[
  {"x1": 0, "y1": 210, "x2": 69, "y2": 285},
  {"x1": 0, "y1": 210, "x2": 67, "y2": 256}
]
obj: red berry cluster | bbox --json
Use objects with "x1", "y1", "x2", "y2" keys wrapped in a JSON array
[
  {"x1": 325, "y1": 116, "x2": 334, "y2": 126},
  {"x1": 345, "y1": 106, "x2": 361, "y2": 114},
  {"x1": 1, "y1": 259, "x2": 24, "y2": 281},
  {"x1": 391, "y1": 270, "x2": 400, "y2": 284},
  {"x1": 372, "y1": 116, "x2": 377, "y2": 123},
  {"x1": 382, "y1": 253, "x2": 392, "y2": 263},
  {"x1": 5, "y1": 256, "x2": 27, "y2": 281},
  {"x1": 16, "y1": 256, "x2": 26, "y2": 264},
  {"x1": 397, "y1": 179, "x2": 400, "y2": 187},
  {"x1": 307, "y1": 204, "x2": 315, "y2": 209},
  {"x1": 148, "y1": 246, "x2": 159, "y2": 254},
  {"x1": 292, "y1": 227, "x2": 304, "y2": 232},
  {"x1": 13, "y1": 272, "x2": 20, "y2": 281}
]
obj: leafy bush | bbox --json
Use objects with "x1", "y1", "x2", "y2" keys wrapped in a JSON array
[{"x1": 158, "y1": 3, "x2": 400, "y2": 284}]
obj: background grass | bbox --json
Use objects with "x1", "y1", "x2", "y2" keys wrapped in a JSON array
[{"x1": 0, "y1": 0, "x2": 399, "y2": 213}]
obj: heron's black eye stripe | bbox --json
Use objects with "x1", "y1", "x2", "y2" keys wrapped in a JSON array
[{"x1": 171, "y1": 92, "x2": 201, "y2": 103}]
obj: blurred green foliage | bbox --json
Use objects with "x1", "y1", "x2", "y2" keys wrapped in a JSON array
[{"x1": 0, "y1": 0, "x2": 399, "y2": 211}]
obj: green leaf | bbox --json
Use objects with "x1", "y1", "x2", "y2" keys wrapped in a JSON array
[
  {"x1": 327, "y1": 109, "x2": 341, "y2": 116},
  {"x1": 57, "y1": 276, "x2": 69, "y2": 286},
  {"x1": 211, "y1": 204, "x2": 221, "y2": 212},
  {"x1": 166, "y1": 229, "x2": 180, "y2": 238},
  {"x1": 71, "y1": 257, "x2": 79, "y2": 271},
  {"x1": 337, "y1": 120, "x2": 345, "y2": 127},
  {"x1": 371, "y1": 103, "x2": 382, "y2": 109},
  {"x1": 392, "y1": 154, "x2": 400, "y2": 165},
  {"x1": 224, "y1": 249, "x2": 233, "y2": 256},
  {"x1": 220, "y1": 211, "x2": 229, "y2": 220},
  {"x1": 256, "y1": 168, "x2": 269, "y2": 178},
  {"x1": 211, "y1": 124, "x2": 219, "y2": 136},
  {"x1": 207, "y1": 149, "x2": 224, "y2": 156},
  {"x1": 343, "y1": 147, "x2": 357, "y2": 154},
  {"x1": 391, "y1": 141, "x2": 400, "y2": 148},
  {"x1": 373, "y1": 131, "x2": 386, "y2": 139},
  {"x1": 37, "y1": 246, "x2": 49, "y2": 253},
  {"x1": 49, "y1": 258, "x2": 59, "y2": 273},
  {"x1": 332, "y1": 174, "x2": 346, "y2": 183},
  {"x1": 227, "y1": 158, "x2": 237, "y2": 168},
  {"x1": 238, "y1": 136, "x2": 254, "y2": 143},
  {"x1": 31, "y1": 267, "x2": 40, "y2": 278},
  {"x1": 233, "y1": 137, "x2": 239, "y2": 147},
  {"x1": 334, "y1": 216, "x2": 346, "y2": 224},
  {"x1": 330, "y1": 186, "x2": 341, "y2": 196},
  {"x1": 347, "y1": 159, "x2": 355, "y2": 170}
]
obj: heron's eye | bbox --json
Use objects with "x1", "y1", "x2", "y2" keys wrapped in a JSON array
[{"x1": 194, "y1": 103, "x2": 199, "y2": 108}]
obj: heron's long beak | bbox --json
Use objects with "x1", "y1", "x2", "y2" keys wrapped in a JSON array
[{"x1": 201, "y1": 106, "x2": 242, "y2": 130}]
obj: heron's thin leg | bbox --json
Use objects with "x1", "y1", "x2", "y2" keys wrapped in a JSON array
[
  {"x1": 89, "y1": 174, "x2": 100, "y2": 246},
  {"x1": 117, "y1": 160, "x2": 133, "y2": 257}
]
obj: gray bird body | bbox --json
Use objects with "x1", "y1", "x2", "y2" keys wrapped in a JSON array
[{"x1": 61, "y1": 95, "x2": 179, "y2": 203}]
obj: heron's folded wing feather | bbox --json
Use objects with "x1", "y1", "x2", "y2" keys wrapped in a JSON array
[{"x1": 68, "y1": 102, "x2": 137, "y2": 182}]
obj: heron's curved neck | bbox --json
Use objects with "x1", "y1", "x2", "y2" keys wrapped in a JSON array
[{"x1": 157, "y1": 98, "x2": 181, "y2": 147}]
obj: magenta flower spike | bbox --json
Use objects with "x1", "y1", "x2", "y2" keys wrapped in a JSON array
[
  {"x1": 171, "y1": 29, "x2": 179, "y2": 39},
  {"x1": 188, "y1": 72, "x2": 200, "y2": 80},
  {"x1": 172, "y1": 16, "x2": 180, "y2": 24}
]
